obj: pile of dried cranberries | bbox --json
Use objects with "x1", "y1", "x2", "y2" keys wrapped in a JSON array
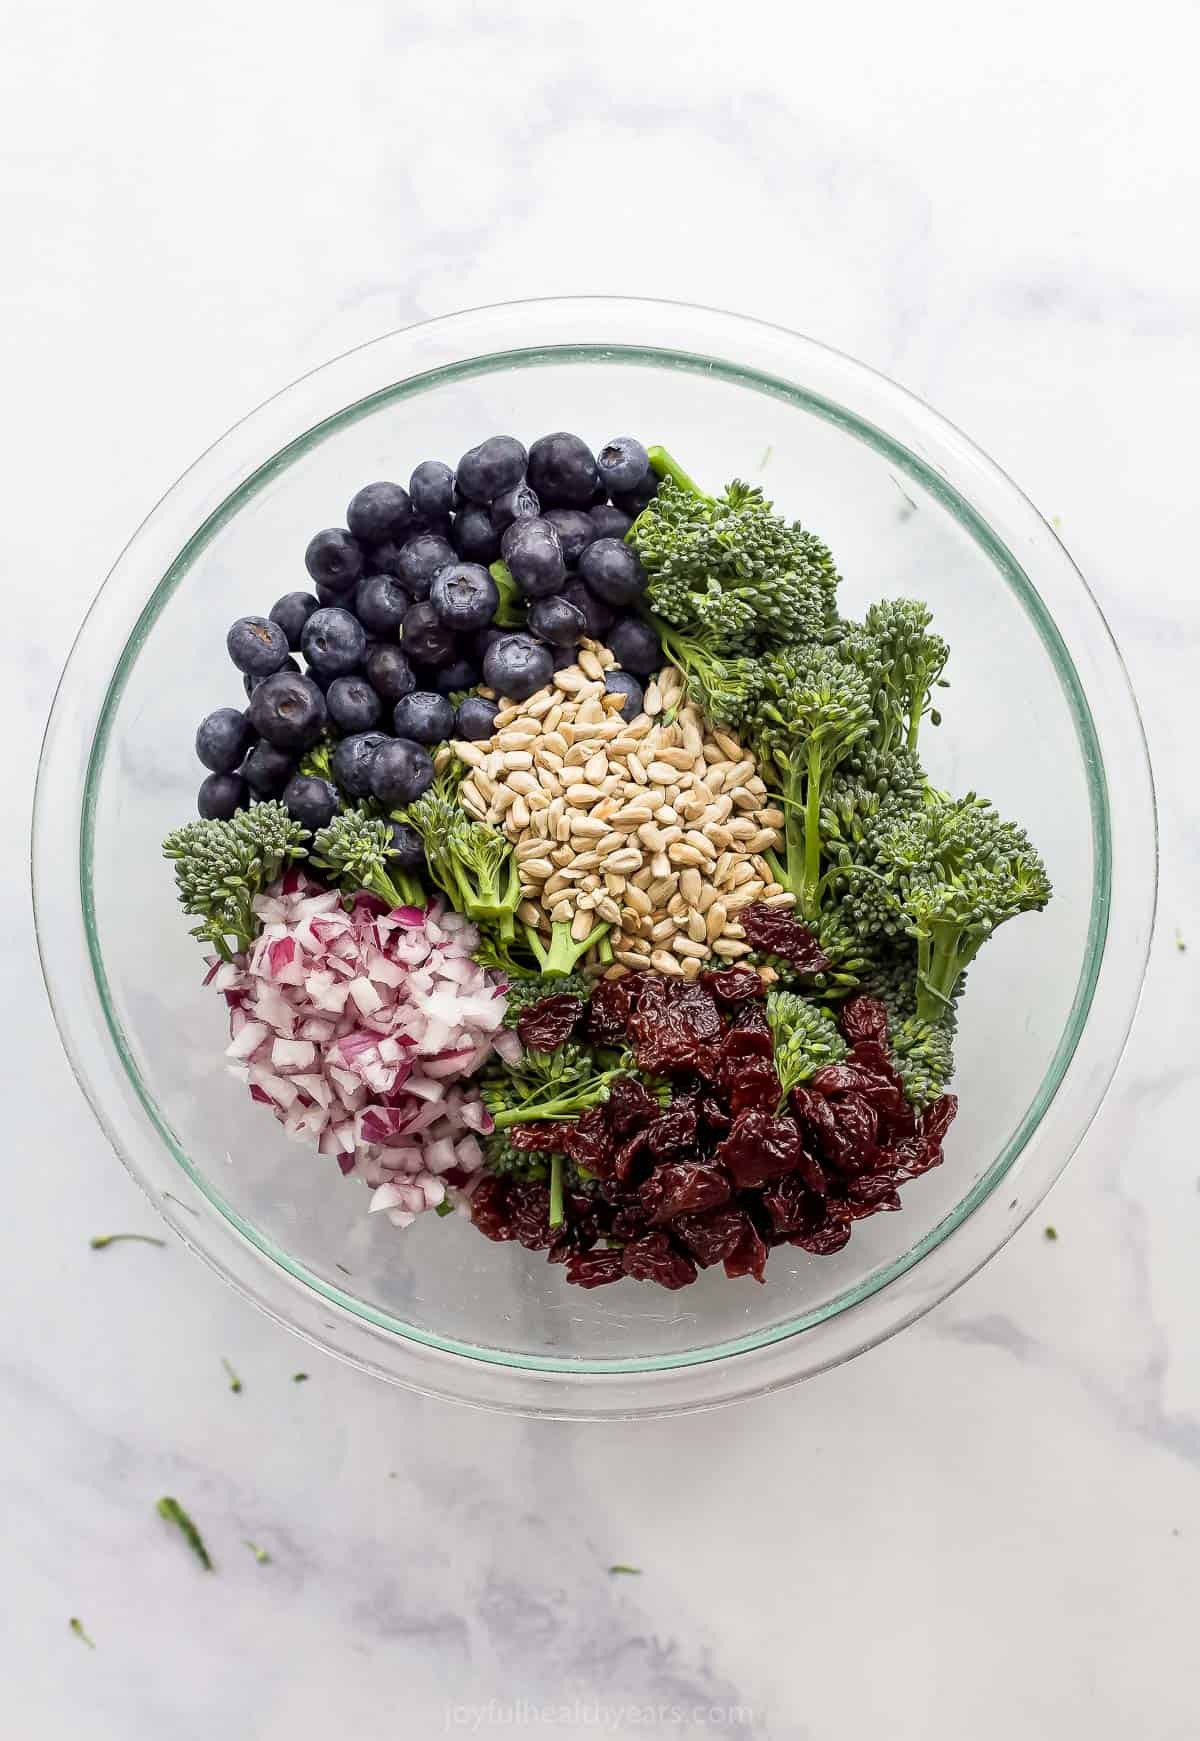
[{"x1": 468, "y1": 968, "x2": 957, "y2": 1291}]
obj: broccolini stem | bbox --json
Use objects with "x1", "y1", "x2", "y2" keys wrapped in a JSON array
[
  {"x1": 802, "y1": 740, "x2": 824, "y2": 920},
  {"x1": 646, "y1": 446, "x2": 705, "y2": 497},
  {"x1": 548, "y1": 1154, "x2": 564, "y2": 1229},
  {"x1": 490, "y1": 1067, "x2": 622, "y2": 1129},
  {"x1": 525, "y1": 918, "x2": 610, "y2": 976}
]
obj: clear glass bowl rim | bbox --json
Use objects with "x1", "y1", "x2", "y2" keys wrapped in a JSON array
[{"x1": 33, "y1": 296, "x2": 1157, "y2": 1418}]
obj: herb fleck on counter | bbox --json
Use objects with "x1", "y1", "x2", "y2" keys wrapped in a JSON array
[
  {"x1": 89, "y1": 1233, "x2": 166, "y2": 1250},
  {"x1": 156, "y1": 1497, "x2": 213, "y2": 1570},
  {"x1": 69, "y1": 1617, "x2": 95, "y2": 1649}
]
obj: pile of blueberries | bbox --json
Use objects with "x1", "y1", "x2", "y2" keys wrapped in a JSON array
[{"x1": 193, "y1": 431, "x2": 664, "y2": 829}]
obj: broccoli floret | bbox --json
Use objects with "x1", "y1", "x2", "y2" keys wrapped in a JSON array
[
  {"x1": 481, "y1": 1045, "x2": 631, "y2": 1228},
  {"x1": 890, "y1": 1014, "x2": 956, "y2": 1107},
  {"x1": 501, "y1": 972, "x2": 591, "y2": 1026},
  {"x1": 162, "y1": 801, "x2": 310, "y2": 959},
  {"x1": 851, "y1": 792, "x2": 1051, "y2": 1021},
  {"x1": 403, "y1": 764, "x2": 520, "y2": 932},
  {"x1": 481, "y1": 1126, "x2": 552, "y2": 1182},
  {"x1": 631, "y1": 452, "x2": 840, "y2": 657},
  {"x1": 766, "y1": 989, "x2": 848, "y2": 1104},
  {"x1": 753, "y1": 643, "x2": 874, "y2": 919},
  {"x1": 298, "y1": 736, "x2": 335, "y2": 780},
  {"x1": 860, "y1": 598, "x2": 949, "y2": 756},
  {"x1": 310, "y1": 809, "x2": 426, "y2": 909}
]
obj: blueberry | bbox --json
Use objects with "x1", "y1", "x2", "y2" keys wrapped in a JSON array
[
  {"x1": 301, "y1": 606, "x2": 368, "y2": 677},
  {"x1": 527, "y1": 594, "x2": 586, "y2": 648},
  {"x1": 326, "y1": 674, "x2": 383, "y2": 734},
  {"x1": 589, "y1": 503, "x2": 632, "y2": 542},
  {"x1": 527, "y1": 432, "x2": 599, "y2": 508},
  {"x1": 370, "y1": 738, "x2": 434, "y2": 806},
  {"x1": 612, "y1": 469, "x2": 659, "y2": 517},
  {"x1": 605, "y1": 615, "x2": 661, "y2": 677},
  {"x1": 596, "y1": 436, "x2": 650, "y2": 496},
  {"x1": 241, "y1": 740, "x2": 296, "y2": 797},
  {"x1": 482, "y1": 633, "x2": 554, "y2": 703},
  {"x1": 604, "y1": 668, "x2": 646, "y2": 720},
  {"x1": 387, "y1": 820, "x2": 427, "y2": 871},
  {"x1": 196, "y1": 707, "x2": 254, "y2": 773},
  {"x1": 248, "y1": 671, "x2": 327, "y2": 751},
  {"x1": 578, "y1": 537, "x2": 647, "y2": 607},
  {"x1": 455, "y1": 435, "x2": 528, "y2": 504},
  {"x1": 430, "y1": 562, "x2": 499, "y2": 632},
  {"x1": 551, "y1": 645, "x2": 577, "y2": 671},
  {"x1": 269, "y1": 591, "x2": 321, "y2": 650},
  {"x1": 489, "y1": 482, "x2": 540, "y2": 534},
  {"x1": 455, "y1": 695, "x2": 499, "y2": 741},
  {"x1": 198, "y1": 772, "x2": 249, "y2": 820},
  {"x1": 468, "y1": 625, "x2": 508, "y2": 667},
  {"x1": 364, "y1": 643, "x2": 417, "y2": 705},
  {"x1": 243, "y1": 656, "x2": 300, "y2": 699},
  {"x1": 502, "y1": 517, "x2": 566, "y2": 598},
  {"x1": 561, "y1": 577, "x2": 615, "y2": 639},
  {"x1": 432, "y1": 656, "x2": 479, "y2": 696},
  {"x1": 315, "y1": 581, "x2": 345, "y2": 606},
  {"x1": 393, "y1": 690, "x2": 455, "y2": 745},
  {"x1": 282, "y1": 775, "x2": 340, "y2": 831},
  {"x1": 409, "y1": 459, "x2": 457, "y2": 521},
  {"x1": 226, "y1": 615, "x2": 291, "y2": 678},
  {"x1": 304, "y1": 527, "x2": 365, "y2": 593},
  {"x1": 354, "y1": 572, "x2": 411, "y2": 636},
  {"x1": 332, "y1": 731, "x2": 388, "y2": 799},
  {"x1": 401, "y1": 600, "x2": 456, "y2": 666},
  {"x1": 395, "y1": 531, "x2": 456, "y2": 599},
  {"x1": 544, "y1": 507, "x2": 596, "y2": 566},
  {"x1": 346, "y1": 481, "x2": 412, "y2": 545},
  {"x1": 450, "y1": 505, "x2": 500, "y2": 565}
]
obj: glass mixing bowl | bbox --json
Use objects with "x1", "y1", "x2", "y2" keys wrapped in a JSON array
[{"x1": 33, "y1": 298, "x2": 1156, "y2": 1418}]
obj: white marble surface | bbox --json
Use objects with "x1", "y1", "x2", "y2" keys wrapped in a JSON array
[{"x1": 4, "y1": 2, "x2": 1198, "y2": 1735}]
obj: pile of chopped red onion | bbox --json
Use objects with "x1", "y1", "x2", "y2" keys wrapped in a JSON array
[{"x1": 207, "y1": 870, "x2": 516, "y2": 1227}]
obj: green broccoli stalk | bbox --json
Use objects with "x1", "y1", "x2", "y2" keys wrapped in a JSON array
[
  {"x1": 523, "y1": 917, "x2": 611, "y2": 977},
  {"x1": 629, "y1": 454, "x2": 841, "y2": 656},
  {"x1": 855, "y1": 793, "x2": 1052, "y2": 1021},
  {"x1": 755, "y1": 645, "x2": 874, "y2": 921},
  {"x1": 765, "y1": 989, "x2": 848, "y2": 1106},
  {"x1": 162, "y1": 801, "x2": 310, "y2": 959},
  {"x1": 482, "y1": 1044, "x2": 629, "y2": 1229},
  {"x1": 310, "y1": 810, "x2": 426, "y2": 909}
]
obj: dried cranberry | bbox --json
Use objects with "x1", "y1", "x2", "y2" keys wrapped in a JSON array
[
  {"x1": 627, "y1": 976, "x2": 722, "y2": 1075},
  {"x1": 890, "y1": 1136, "x2": 944, "y2": 1181},
  {"x1": 697, "y1": 1094, "x2": 732, "y2": 1134},
  {"x1": 586, "y1": 975, "x2": 639, "y2": 1043},
  {"x1": 723, "y1": 1217, "x2": 768, "y2": 1283},
  {"x1": 610, "y1": 1201, "x2": 652, "y2": 1241},
  {"x1": 790, "y1": 1085, "x2": 854, "y2": 1171},
  {"x1": 640, "y1": 1161, "x2": 731, "y2": 1224},
  {"x1": 846, "y1": 1174, "x2": 902, "y2": 1216},
  {"x1": 829, "y1": 1092, "x2": 881, "y2": 1175},
  {"x1": 565, "y1": 1249, "x2": 626, "y2": 1289},
  {"x1": 730, "y1": 997, "x2": 771, "y2": 1034},
  {"x1": 507, "y1": 1121, "x2": 572, "y2": 1152},
  {"x1": 645, "y1": 1101, "x2": 699, "y2": 1157},
  {"x1": 507, "y1": 1181, "x2": 555, "y2": 1249},
  {"x1": 923, "y1": 1093, "x2": 959, "y2": 1147},
  {"x1": 516, "y1": 994, "x2": 583, "y2": 1052},
  {"x1": 789, "y1": 1218, "x2": 852, "y2": 1255},
  {"x1": 716, "y1": 1109, "x2": 803, "y2": 1187},
  {"x1": 809, "y1": 1061, "x2": 909, "y2": 1124},
  {"x1": 613, "y1": 1125, "x2": 654, "y2": 1184},
  {"x1": 700, "y1": 965, "x2": 766, "y2": 1004},
  {"x1": 563, "y1": 1108, "x2": 614, "y2": 1178},
  {"x1": 673, "y1": 1205, "x2": 750, "y2": 1268},
  {"x1": 605, "y1": 1074, "x2": 661, "y2": 1137},
  {"x1": 722, "y1": 1056, "x2": 782, "y2": 1115},
  {"x1": 547, "y1": 1190, "x2": 600, "y2": 1259},
  {"x1": 721, "y1": 1018, "x2": 774, "y2": 1063},
  {"x1": 740, "y1": 904, "x2": 832, "y2": 975},
  {"x1": 761, "y1": 1172, "x2": 813, "y2": 1233},
  {"x1": 621, "y1": 1232, "x2": 698, "y2": 1290},
  {"x1": 468, "y1": 1175, "x2": 514, "y2": 1242},
  {"x1": 838, "y1": 994, "x2": 890, "y2": 1046}
]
